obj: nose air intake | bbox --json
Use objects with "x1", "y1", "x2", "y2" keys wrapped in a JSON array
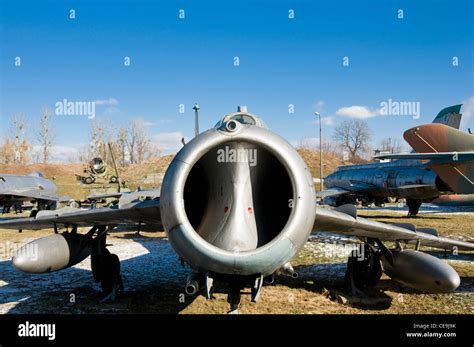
[{"x1": 160, "y1": 114, "x2": 316, "y2": 276}]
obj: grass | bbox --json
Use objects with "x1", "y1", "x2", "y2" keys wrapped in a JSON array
[{"x1": 0, "y1": 210, "x2": 473, "y2": 314}]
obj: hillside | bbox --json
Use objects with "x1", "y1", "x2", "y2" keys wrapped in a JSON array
[
  {"x1": 0, "y1": 150, "x2": 350, "y2": 200},
  {"x1": 296, "y1": 148, "x2": 353, "y2": 179}
]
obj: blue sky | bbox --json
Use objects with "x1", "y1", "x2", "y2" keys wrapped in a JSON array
[{"x1": 1, "y1": 0, "x2": 473, "y2": 160}]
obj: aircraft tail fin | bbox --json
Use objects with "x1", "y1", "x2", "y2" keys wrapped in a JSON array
[
  {"x1": 404, "y1": 123, "x2": 474, "y2": 194},
  {"x1": 431, "y1": 104, "x2": 462, "y2": 129}
]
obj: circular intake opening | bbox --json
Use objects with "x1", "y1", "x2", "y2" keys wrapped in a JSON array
[{"x1": 183, "y1": 140, "x2": 294, "y2": 251}]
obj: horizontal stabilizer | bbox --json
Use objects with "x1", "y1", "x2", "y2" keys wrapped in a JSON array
[{"x1": 374, "y1": 151, "x2": 474, "y2": 162}]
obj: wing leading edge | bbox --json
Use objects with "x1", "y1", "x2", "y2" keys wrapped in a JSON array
[
  {"x1": 0, "y1": 198, "x2": 161, "y2": 230},
  {"x1": 1, "y1": 197, "x2": 471, "y2": 252},
  {"x1": 375, "y1": 151, "x2": 474, "y2": 162},
  {"x1": 313, "y1": 205, "x2": 474, "y2": 251}
]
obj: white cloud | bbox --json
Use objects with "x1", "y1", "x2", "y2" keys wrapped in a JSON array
[
  {"x1": 32, "y1": 145, "x2": 80, "y2": 163},
  {"x1": 152, "y1": 132, "x2": 189, "y2": 154},
  {"x1": 336, "y1": 105, "x2": 378, "y2": 119},
  {"x1": 95, "y1": 98, "x2": 118, "y2": 106},
  {"x1": 461, "y1": 96, "x2": 474, "y2": 129}
]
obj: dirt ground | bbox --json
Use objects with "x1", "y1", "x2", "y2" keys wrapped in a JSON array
[{"x1": 0, "y1": 205, "x2": 473, "y2": 314}]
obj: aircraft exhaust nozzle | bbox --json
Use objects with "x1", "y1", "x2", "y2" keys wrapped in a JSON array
[
  {"x1": 381, "y1": 249, "x2": 460, "y2": 293},
  {"x1": 160, "y1": 110, "x2": 316, "y2": 277},
  {"x1": 12, "y1": 233, "x2": 91, "y2": 273}
]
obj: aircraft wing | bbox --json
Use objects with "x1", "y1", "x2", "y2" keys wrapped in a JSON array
[
  {"x1": 86, "y1": 188, "x2": 160, "y2": 202},
  {"x1": 0, "y1": 198, "x2": 161, "y2": 230},
  {"x1": 313, "y1": 205, "x2": 474, "y2": 251},
  {"x1": 1, "y1": 189, "x2": 59, "y2": 201},
  {"x1": 315, "y1": 182, "x2": 374, "y2": 198},
  {"x1": 86, "y1": 192, "x2": 123, "y2": 200},
  {"x1": 375, "y1": 151, "x2": 474, "y2": 162},
  {"x1": 315, "y1": 187, "x2": 351, "y2": 198},
  {"x1": 0, "y1": 193, "x2": 471, "y2": 252}
]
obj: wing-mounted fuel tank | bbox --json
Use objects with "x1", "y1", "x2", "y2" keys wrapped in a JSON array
[
  {"x1": 380, "y1": 248, "x2": 460, "y2": 293},
  {"x1": 12, "y1": 233, "x2": 91, "y2": 273},
  {"x1": 160, "y1": 106, "x2": 316, "y2": 277}
]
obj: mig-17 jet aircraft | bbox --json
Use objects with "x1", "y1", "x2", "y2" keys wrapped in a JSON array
[{"x1": 317, "y1": 105, "x2": 464, "y2": 216}]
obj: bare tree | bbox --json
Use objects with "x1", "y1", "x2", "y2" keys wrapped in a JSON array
[
  {"x1": 127, "y1": 119, "x2": 152, "y2": 164},
  {"x1": 378, "y1": 137, "x2": 403, "y2": 154},
  {"x1": 0, "y1": 137, "x2": 16, "y2": 164},
  {"x1": 88, "y1": 119, "x2": 108, "y2": 161},
  {"x1": 83, "y1": 118, "x2": 157, "y2": 166},
  {"x1": 115, "y1": 127, "x2": 128, "y2": 167},
  {"x1": 127, "y1": 125, "x2": 137, "y2": 164},
  {"x1": 7, "y1": 114, "x2": 31, "y2": 164},
  {"x1": 37, "y1": 107, "x2": 55, "y2": 163},
  {"x1": 333, "y1": 119, "x2": 372, "y2": 161}
]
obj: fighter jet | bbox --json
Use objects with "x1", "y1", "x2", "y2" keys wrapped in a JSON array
[
  {"x1": 1, "y1": 107, "x2": 472, "y2": 312},
  {"x1": 318, "y1": 105, "x2": 463, "y2": 216},
  {"x1": 374, "y1": 122, "x2": 474, "y2": 210},
  {"x1": 0, "y1": 172, "x2": 59, "y2": 215},
  {"x1": 375, "y1": 122, "x2": 474, "y2": 193}
]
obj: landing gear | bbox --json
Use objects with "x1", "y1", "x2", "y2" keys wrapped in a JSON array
[
  {"x1": 90, "y1": 226, "x2": 124, "y2": 302},
  {"x1": 344, "y1": 242, "x2": 382, "y2": 296},
  {"x1": 334, "y1": 195, "x2": 357, "y2": 207},
  {"x1": 227, "y1": 279, "x2": 241, "y2": 314},
  {"x1": 406, "y1": 199, "x2": 421, "y2": 217},
  {"x1": 185, "y1": 273, "x2": 265, "y2": 314}
]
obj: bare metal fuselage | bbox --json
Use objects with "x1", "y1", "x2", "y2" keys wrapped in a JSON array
[
  {"x1": 325, "y1": 160, "x2": 449, "y2": 202},
  {"x1": 0, "y1": 173, "x2": 58, "y2": 209}
]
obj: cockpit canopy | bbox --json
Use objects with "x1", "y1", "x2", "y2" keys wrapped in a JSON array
[{"x1": 215, "y1": 106, "x2": 267, "y2": 129}]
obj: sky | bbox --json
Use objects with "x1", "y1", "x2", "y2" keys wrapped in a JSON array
[{"x1": 1, "y1": 0, "x2": 473, "y2": 161}]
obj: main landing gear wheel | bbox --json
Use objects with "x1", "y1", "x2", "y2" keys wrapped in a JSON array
[
  {"x1": 344, "y1": 242, "x2": 382, "y2": 296},
  {"x1": 91, "y1": 226, "x2": 124, "y2": 302},
  {"x1": 406, "y1": 199, "x2": 421, "y2": 217}
]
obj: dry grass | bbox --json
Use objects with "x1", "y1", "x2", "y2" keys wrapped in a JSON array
[
  {"x1": 0, "y1": 210, "x2": 472, "y2": 314},
  {"x1": 1, "y1": 160, "x2": 473, "y2": 314},
  {"x1": 296, "y1": 148, "x2": 352, "y2": 179}
]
